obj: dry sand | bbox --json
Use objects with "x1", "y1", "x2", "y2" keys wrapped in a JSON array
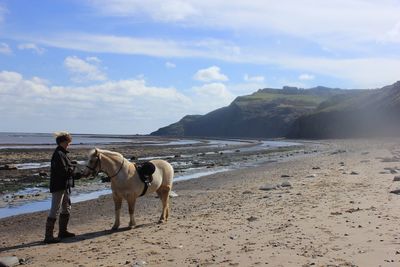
[{"x1": 1, "y1": 139, "x2": 400, "y2": 266}]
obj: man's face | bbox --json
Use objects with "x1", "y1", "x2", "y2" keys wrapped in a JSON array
[{"x1": 60, "y1": 140, "x2": 71, "y2": 149}]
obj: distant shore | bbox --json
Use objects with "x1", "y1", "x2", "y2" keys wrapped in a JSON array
[{"x1": 2, "y1": 139, "x2": 400, "y2": 266}]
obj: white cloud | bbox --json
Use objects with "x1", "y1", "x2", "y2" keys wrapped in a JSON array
[
  {"x1": 0, "y1": 42, "x2": 12, "y2": 55},
  {"x1": 193, "y1": 66, "x2": 228, "y2": 82},
  {"x1": 191, "y1": 82, "x2": 235, "y2": 113},
  {"x1": 165, "y1": 61, "x2": 176, "y2": 68},
  {"x1": 64, "y1": 55, "x2": 107, "y2": 83},
  {"x1": 298, "y1": 74, "x2": 315, "y2": 81},
  {"x1": 30, "y1": 33, "x2": 241, "y2": 60},
  {"x1": 0, "y1": 70, "x2": 193, "y2": 133},
  {"x1": 18, "y1": 43, "x2": 45, "y2": 54},
  {"x1": 87, "y1": 0, "x2": 400, "y2": 48},
  {"x1": 89, "y1": 0, "x2": 198, "y2": 22},
  {"x1": 86, "y1": 56, "x2": 102, "y2": 63},
  {"x1": 244, "y1": 74, "x2": 265, "y2": 83}
]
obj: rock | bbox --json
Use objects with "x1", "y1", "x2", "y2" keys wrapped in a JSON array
[
  {"x1": 0, "y1": 164, "x2": 17, "y2": 170},
  {"x1": 132, "y1": 260, "x2": 147, "y2": 267},
  {"x1": 393, "y1": 176, "x2": 400, "y2": 181},
  {"x1": 306, "y1": 174, "x2": 316, "y2": 178},
  {"x1": 242, "y1": 190, "x2": 252, "y2": 194},
  {"x1": 312, "y1": 167, "x2": 321, "y2": 170},
  {"x1": 229, "y1": 235, "x2": 238, "y2": 240},
  {"x1": 281, "y1": 181, "x2": 292, "y2": 187},
  {"x1": 390, "y1": 189, "x2": 400, "y2": 195},
  {"x1": 281, "y1": 175, "x2": 291, "y2": 178},
  {"x1": 391, "y1": 169, "x2": 399, "y2": 174},
  {"x1": 350, "y1": 171, "x2": 359, "y2": 175},
  {"x1": 246, "y1": 216, "x2": 258, "y2": 222},
  {"x1": 0, "y1": 256, "x2": 19, "y2": 267},
  {"x1": 235, "y1": 149, "x2": 240, "y2": 153},
  {"x1": 259, "y1": 184, "x2": 276, "y2": 191},
  {"x1": 174, "y1": 155, "x2": 181, "y2": 158},
  {"x1": 169, "y1": 191, "x2": 179, "y2": 198}
]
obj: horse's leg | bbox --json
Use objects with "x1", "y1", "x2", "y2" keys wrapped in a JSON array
[
  {"x1": 112, "y1": 193, "x2": 122, "y2": 230},
  {"x1": 157, "y1": 186, "x2": 171, "y2": 223},
  {"x1": 127, "y1": 194, "x2": 137, "y2": 228}
]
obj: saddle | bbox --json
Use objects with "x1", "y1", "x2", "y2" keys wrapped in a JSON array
[{"x1": 135, "y1": 162, "x2": 156, "y2": 196}]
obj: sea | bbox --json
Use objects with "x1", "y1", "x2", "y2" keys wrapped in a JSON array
[{"x1": 0, "y1": 132, "x2": 133, "y2": 148}]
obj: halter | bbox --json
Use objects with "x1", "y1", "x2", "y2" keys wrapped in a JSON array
[{"x1": 86, "y1": 152, "x2": 125, "y2": 179}]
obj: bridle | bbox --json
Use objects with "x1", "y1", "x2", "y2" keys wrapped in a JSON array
[
  {"x1": 86, "y1": 155, "x2": 101, "y2": 177},
  {"x1": 86, "y1": 152, "x2": 125, "y2": 178}
]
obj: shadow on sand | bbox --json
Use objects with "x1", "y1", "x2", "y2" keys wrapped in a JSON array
[{"x1": 0, "y1": 223, "x2": 156, "y2": 252}]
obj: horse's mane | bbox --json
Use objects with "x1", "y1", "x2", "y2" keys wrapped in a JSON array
[{"x1": 89, "y1": 148, "x2": 124, "y2": 160}]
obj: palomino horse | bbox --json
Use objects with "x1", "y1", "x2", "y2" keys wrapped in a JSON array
[{"x1": 83, "y1": 148, "x2": 174, "y2": 230}]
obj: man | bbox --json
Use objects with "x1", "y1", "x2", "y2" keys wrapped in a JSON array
[{"x1": 44, "y1": 132, "x2": 81, "y2": 244}]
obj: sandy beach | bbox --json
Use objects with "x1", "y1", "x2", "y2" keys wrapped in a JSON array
[{"x1": 1, "y1": 139, "x2": 400, "y2": 266}]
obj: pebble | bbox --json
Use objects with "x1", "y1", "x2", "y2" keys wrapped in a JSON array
[
  {"x1": 247, "y1": 216, "x2": 258, "y2": 222},
  {"x1": 169, "y1": 191, "x2": 179, "y2": 198},
  {"x1": 0, "y1": 256, "x2": 19, "y2": 267},
  {"x1": 132, "y1": 260, "x2": 147, "y2": 267},
  {"x1": 350, "y1": 171, "x2": 359, "y2": 175},
  {"x1": 306, "y1": 174, "x2": 316, "y2": 178},
  {"x1": 281, "y1": 181, "x2": 292, "y2": 187},
  {"x1": 259, "y1": 184, "x2": 276, "y2": 191}
]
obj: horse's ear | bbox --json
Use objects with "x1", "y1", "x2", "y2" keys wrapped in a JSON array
[{"x1": 94, "y1": 148, "x2": 99, "y2": 156}]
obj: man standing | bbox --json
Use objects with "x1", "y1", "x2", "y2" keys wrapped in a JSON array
[{"x1": 44, "y1": 132, "x2": 80, "y2": 243}]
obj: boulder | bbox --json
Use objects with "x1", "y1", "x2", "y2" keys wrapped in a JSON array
[{"x1": 0, "y1": 256, "x2": 19, "y2": 267}]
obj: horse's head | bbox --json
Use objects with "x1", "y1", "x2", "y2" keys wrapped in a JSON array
[{"x1": 82, "y1": 148, "x2": 101, "y2": 178}]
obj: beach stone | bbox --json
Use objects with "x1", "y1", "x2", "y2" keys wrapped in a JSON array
[
  {"x1": 0, "y1": 164, "x2": 17, "y2": 170},
  {"x1": 281, "y1": 181, "x2": 292, "y2": 187},
  {"x1": 393, "y1": 176, "x2": 400, "y2": 182},
  {"x1": 259, "y1": 184, "x2": 276, "y2": 191},
  {"x1": 350, "y1": 171, "x2": 359, "y2": 175},
  {"x1": 306, "y1": 174, "x2": 316, "y2": 178},
  {"x1": 312, "y1": 167, "x2": 321, "y2": 170},
  {"x1": 132, "y1": 259, "x2": 147, "y2": 267},
  {"x1": 169, "y1": 191, "x2": 179, "y2": 198},
  {"x1": 0, "y1": 256, "x2": 19, "y2": 267},
  {"x1": 281, "y1": 174, "x2": 291, "y2": 178},
  {"x1": 246, "y1": 216, "x2": 258, "y2": 222}
]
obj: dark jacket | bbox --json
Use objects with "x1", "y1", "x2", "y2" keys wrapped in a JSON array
[{"x1": 50, "y1": 146, "x2": 75, "y2": 193}]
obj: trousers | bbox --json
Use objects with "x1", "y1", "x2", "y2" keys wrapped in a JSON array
[{"x1": 48, "y1": 190, "x2": 71, "y2": 218}]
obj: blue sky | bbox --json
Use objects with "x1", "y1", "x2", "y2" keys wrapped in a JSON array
[{"x1": 1, "y1": 0, "x2": 400, "y2": 134}]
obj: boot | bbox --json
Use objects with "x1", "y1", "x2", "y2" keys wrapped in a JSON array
[
  {"x1": 44, "y1": 217, "x2": 60, "y2": 244},
  {"x1": 58, "y1": 213, "x2": 75, "y2": 239}
]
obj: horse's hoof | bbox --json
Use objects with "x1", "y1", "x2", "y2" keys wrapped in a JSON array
[{"x1": 158, "y1": 219, "x2": 165, "y2": 224}]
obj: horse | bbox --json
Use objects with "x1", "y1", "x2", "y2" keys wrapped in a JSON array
[{"x1": 82, "y1": 148, "x2": 174, "y2": 230}]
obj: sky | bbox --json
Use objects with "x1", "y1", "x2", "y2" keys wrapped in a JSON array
[{"x1": 0, "y1": 0, "x2": 400, "y2": 134}]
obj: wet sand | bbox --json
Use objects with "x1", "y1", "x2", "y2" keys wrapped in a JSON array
[{"x1": 1, "y1": 139, "x2": 400, "y2": 266}]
